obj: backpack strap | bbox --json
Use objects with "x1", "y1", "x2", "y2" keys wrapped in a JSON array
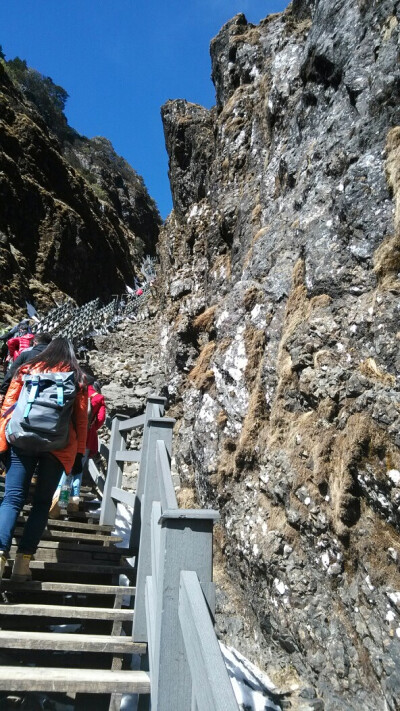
[
  {"x1": 23, "y1": 375, "x2": 40, "y2": 420},
  {"x1": 55, "y1": 376, "x2": 64, "y2": 407},
  {"x1": 1, "y1": 403, "x2": 17, "y2": 419}
]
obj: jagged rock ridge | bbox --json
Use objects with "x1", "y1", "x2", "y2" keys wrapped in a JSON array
[
  {"x1": 157, "y1": 0, "x2": 400, "y2": 708},
  {"x1": 0, "y1": 61, "x2": 161, "y2": 321}
]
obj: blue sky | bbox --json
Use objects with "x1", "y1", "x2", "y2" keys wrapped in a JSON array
[{"x1": 0, "y1": 1, "x2": 288, "y2": 218}]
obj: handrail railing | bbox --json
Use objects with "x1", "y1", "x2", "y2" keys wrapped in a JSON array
[
  {"x1": 96, "y1": 394, "x2": 239, "y2": 711},
  {"x1": 179, "y1": 570, "x2": 239, "y2": 711},
  {"x1": 156, "y1": 439, "x2": 177, "y2": 511},
  {"x1": 34, "y1": 284, "x2": 151, "y2": 345}
]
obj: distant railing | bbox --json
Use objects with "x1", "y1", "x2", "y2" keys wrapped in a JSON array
[
  {"x1": 33, "y1": 257, "x2": 155, "y2": 346},
  {"x1": 96, "y1": 395, "x2": 239, "y2": 711}
]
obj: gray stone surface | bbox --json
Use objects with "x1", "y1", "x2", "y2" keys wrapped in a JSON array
[{"x1": 156, "y1": 1, "x2": 400, "y2": 708}]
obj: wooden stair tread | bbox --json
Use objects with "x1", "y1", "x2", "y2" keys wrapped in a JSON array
[
  {"x1": 17, "y1": 517, "x2": 114, "y2": 533},
  {"x1": 3, "y1": 561, "x2": 133, "y2": 576},
  {"x1": 22, "y1": 504, "x2": 100, "y2": 515},
  {"x1": 7, "y1": 548, "x2": 124, "y2": 565},
  {"x1": 0, "y1": 603, "x2": 134, "y2": 620},
  {"x1": 0, "y1": 580, "x2": 135, "y2": 595},
  {"x1": 13, "y1": 528, "x2": 123, "y2": 543},
  {"x1": 0, "y1": 630, "x2": 145, "y2": 653},
  {"x1": 0, "y1": 667, "x2": 150, "y2": 693},
  {"x1": 56, "y1": 510, "x2": 100, "y2": 520},
  {"x1": 20, "y1": 539, "x2": 128, "y2": 553}
]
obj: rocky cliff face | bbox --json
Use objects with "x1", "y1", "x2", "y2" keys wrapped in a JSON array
[
  {"x1": 158, "y1": 0, "x2": 400, "y2": 708},
  {"x1": 0, "y1": 63, "x2": 160, "y2": 321}
]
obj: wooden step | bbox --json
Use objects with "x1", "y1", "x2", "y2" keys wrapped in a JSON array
[
  {"x1": 31, "y1": 539, "x2": 128, "y2": 553},
  {"x1": 7, "y1": 545, "x2": 125, "y2": 563},
  {"x1": 1, "y1": 486, "x2": 97, "y2": 500},
  {"x1": 0, "y1": 667, "x2": 150, "y2": 693},
  {"x1": 21, "y1": 502, "x2": 100, "y2": 514},
  {"x1": 7, "y1": 547, "x2": 123, "y2": 564},
  {"x1": 0, "y1": 630, "x2": 146, "y2": 653},
  {"x1": 17, "y1": 517, "x2": 114, "y2": 533},
  {"x1": 32, "y1": 540, "x2": 133, "y2": 558},
  {"x1": 80, "y1": 497, "x2": 101, "y2": 505},
  {"x1": 13, "y1": 527, "x2": 123, "y2": 544},
  {"x1": 0, "y1": 603, "x2": 134, "y2": 620},
  {"x1": 3, "y1": 560, "x2": 134, "y2": 575},
  {"x1": 45, "y1": 517, "x2": 113, "y2": 532},
  {"x1": 53, "y1": 510, "x2": 100, "y2": 521},
  {"x1": 0, "y1": 580, "x2": 135, "y2": 595}
]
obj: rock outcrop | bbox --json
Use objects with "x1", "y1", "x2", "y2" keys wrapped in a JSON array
[
  {"x1": 88, "y1": 302, "x2": 164, "y2": 419},
  {"x1": 157, "y1": 1, "x2": 400, "y2": 708},
  {"x1": 0, "y1": 62, "x2": 161, "y2": 321}
]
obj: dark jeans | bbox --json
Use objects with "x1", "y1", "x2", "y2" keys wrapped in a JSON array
[{"x1": 0, "y1": 446, "x2": 63, "y2": 554}]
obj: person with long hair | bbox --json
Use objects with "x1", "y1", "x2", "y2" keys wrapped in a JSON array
[{"x1": 0, "y1": 337, "x2": 88, "y2": 581}]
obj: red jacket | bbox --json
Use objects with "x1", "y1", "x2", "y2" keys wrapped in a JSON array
[
  {"x1": 87, "y1": 385, "x2": 106, "y2": 455},
  {"x1": 0, "y1": 363, "x2": 88, "y2": 473},
  {"x1": 7, "y1": 334, "x2": 34, "y2": 361}
]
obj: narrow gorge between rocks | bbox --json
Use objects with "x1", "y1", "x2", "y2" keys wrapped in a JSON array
[{"x1": 1, "y1": 0, "x2": 400, "y2": 709}]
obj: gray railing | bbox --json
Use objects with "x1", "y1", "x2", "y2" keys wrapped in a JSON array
[
  {"x1": 95, "y1": 395, "x2": 239, "y2": 711},
  {"x1": 33, "y1": 262, "x2": 153, "y2": 345}
]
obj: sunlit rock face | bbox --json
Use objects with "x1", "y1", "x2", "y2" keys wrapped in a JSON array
[
  {"x1": 158, "y1": 1, "x2": 400, "y2": 708},
  {"x1": 0, "y1": 65, "x2": 160, "y2": 321}
]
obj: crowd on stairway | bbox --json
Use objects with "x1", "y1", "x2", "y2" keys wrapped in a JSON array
[
  {"x1": 0, "y1": 326, "x2": 107, "y2": 586},
  {"x1": 0, "y1": 256, "x2": 157, "y2": 585}
]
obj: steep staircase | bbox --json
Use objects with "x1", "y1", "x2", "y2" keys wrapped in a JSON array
[
  {"x1": 0, "y1": 480, "x2": 150, "y2": 709},
  {"x1": 0, "y1": 327, "x2": 238, "y2": 710}
]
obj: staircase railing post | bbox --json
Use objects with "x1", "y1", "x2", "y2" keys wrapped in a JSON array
[
  {"x1": 132, "y1": 415, "x2": 175, "y2": 642},
  {"x1": 100, "y1": 415, "x2": 127, "y2": 526},
  {"x1": 150, "y1": 509, "x2": 219, "y2": 711},
  {"x1": 130, "y1": 395, "x2": 167, "y2": 553}
]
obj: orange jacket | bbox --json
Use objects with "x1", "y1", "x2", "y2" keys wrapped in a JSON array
[{"x1": 0, "y1": 363, "x2": 88, "y2": 473}]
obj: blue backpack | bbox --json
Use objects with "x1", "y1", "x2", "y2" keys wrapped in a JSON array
[{"x1": 5, "y1": 371, "x2": 77, "y2": 453}]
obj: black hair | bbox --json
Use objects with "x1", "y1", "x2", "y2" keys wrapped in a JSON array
[
  {"x1": 19, "y1": 337, "x2": 85, "y2": 385},
  {"x1": 80, "y1": 363, "x2": 95, "y2": 378},
  {"x1": 33, "y1": 332, "x2": 52, "y2": 346},
  {"x1": 92, "y1": 380, "x2": 102, "y2": 393},
  {"x1": 80, "y1": 363, "x2": 96, "y2": 387}
]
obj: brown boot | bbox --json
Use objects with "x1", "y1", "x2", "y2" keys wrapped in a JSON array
[
  {"x1": 49, "y1": 493, "x2": 61, "y2": 519},
  {"x1": 11, "y1": 553, "x2": 33, "y2": 582},
  {"x1": 0, "y1": 552, "x2": 6, "y2": 582},
  {"x1": 67, "y1": 496, "x2": 80, "y2": 513}
]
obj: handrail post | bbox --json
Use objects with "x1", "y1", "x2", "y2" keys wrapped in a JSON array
[
  {"x1": 149, "y1": 509, "x2": 219, "y2": 711},
  {"x1": 132, "y1": 415, "x2": 175, "y2": 641},
  {"x1": 130, "y1": 395, "x2": 167, "y2": 553},
  {"x1": 99, "y1": 415, "x2": 127, "y2": 525}
]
